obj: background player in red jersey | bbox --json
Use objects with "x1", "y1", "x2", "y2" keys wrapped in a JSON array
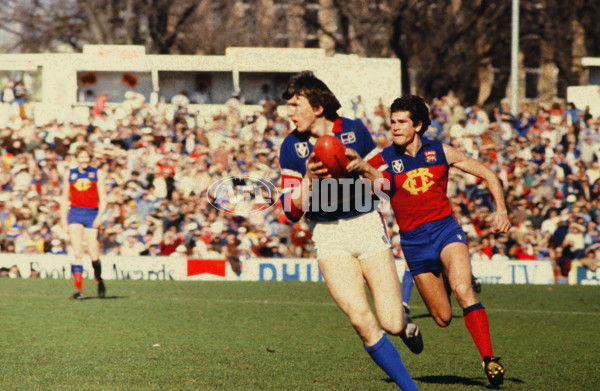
[
  {"x1": 376, "y1": 95, "x2": 511, "y2": 387},
  {"x1": 279, "y1": 71, "x2": 421, "y2": 390},
  {"x1": 60, "y1": 144, "x2": 107, "y2": 299}
]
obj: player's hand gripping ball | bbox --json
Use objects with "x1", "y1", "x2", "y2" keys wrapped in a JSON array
[{"x1": 313, "y1": 135, "x2": 350, "y2": 178}]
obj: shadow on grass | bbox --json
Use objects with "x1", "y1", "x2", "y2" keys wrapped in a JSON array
[
  {"x1": 70, "y1": 296, "x2": 128, "y2": 300},
  {"x1": 408, "y1": 375, "x2": 525, "y2": 388},
  {"x1": 412, "y1": 375, "x2": 486, "y2": 386}
]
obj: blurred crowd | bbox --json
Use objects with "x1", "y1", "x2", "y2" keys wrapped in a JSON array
[{"x1": 1, "y1": 79, "x2": 600, "y2": 282}]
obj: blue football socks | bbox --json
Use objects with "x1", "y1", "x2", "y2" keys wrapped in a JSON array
[{"x1": 365, "y1": 334, "x2": 419, "y2": 390}]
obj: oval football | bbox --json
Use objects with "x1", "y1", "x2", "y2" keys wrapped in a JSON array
[{"x1": 313, "y1": 135, "x2": 350, "y2": 178}]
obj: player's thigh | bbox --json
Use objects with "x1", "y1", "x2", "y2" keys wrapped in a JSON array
[
  {"x1": 318, "y1": 255, "x2": 372, "y2": 319},
  {"x1": 83, "y1": 228, "x2": 99, "y2": 255},
  {"x1": 413, "y1": 271, "x2": 452, "y2": 326},
  {"x1": 440, "y1": 242, "x2": 477, "y2": 305},
  {"x1": 68, "y1": 224, "x2": 85, "y2": 254},
  {"x1": 360, "y1": 249, "x2": 404, "y2": 332}
]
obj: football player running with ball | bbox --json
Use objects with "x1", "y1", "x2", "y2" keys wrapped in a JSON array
[
  {"x1": 278, "y1": 71, "x2": 421, "y2": 390},
  {"x1": 378, "y1": 95, "x2": 511, "y2": 387}
]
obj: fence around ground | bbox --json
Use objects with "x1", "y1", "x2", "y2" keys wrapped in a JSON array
[{"x1": 0, "y1": 254, "x2": 564, "y2": 285}]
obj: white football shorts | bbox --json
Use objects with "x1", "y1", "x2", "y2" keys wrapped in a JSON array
[{"x1": 310, "y1": 210, "x2": 391, "y2": 260}]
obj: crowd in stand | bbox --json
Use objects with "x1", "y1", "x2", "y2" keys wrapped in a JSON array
[{"x1": 1, "y1": 79, "x2": 600, "y2": 283}]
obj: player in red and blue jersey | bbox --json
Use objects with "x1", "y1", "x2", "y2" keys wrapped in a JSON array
[
  {"x1": 279, "y1": 71, "x2": 421, "y2": 390},
  {"x1": 378, "y1": 95, "x2": 511, "y2": 387},
  {"x1": 60, "y1": 144, "x2": 107, "y2": 299}
]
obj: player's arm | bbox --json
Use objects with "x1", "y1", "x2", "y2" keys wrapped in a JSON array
[
  {"x1": 279, "y1": 148, "x2": 310, "y2": 222},
  {"x1": 94, "y1": 169, "x2": 107, "y2": 228},
  {"x1": 345, "y1": 148, "x2": 383, "y2": 181},
  {"x1": 345, "y1": 123, "x2": 389, "y2": 192},
  {"x1": 60, "y1": 168, "x2": 71, "y2": 230},
  {"x1": 443, "y1": 143, "x2": 511, "y2": 233},
  {"x1": 345, "y1": 149, "x2": 392, "y2": 195}
]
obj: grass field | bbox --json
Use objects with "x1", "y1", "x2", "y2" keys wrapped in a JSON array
[{"x1": 0, "y1": 279, "x2": 598, "y2": 391}]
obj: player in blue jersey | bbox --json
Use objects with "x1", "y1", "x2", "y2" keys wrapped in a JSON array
[
  {"x1": 279, "y1": 71, "x2": 421, "y2": 390},
  {"x1": 60, "y1": 144, "x2": 107, "y2": 299},
  {"x1": 378, "y1": 95, "x2": 511, "y2": 387}
]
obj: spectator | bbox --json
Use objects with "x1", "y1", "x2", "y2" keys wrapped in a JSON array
[
  {"x1": 491, "y1": 245, "x2": 510, "y2": 262},
  {"x1": 0, "y1": 86, "x2": 599, "y2": 276},
  {"x1": 191, "y1": 83, "x2": 211, "y2": 104}
]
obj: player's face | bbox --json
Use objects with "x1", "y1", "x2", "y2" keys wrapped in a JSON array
[
  {"x1": 76, "y1": 151, "x2": 91, "y2": 170},
  {"x1": 390, "y1": 110, "x2": 420, "y2": 147},
  {"x1": 286, "y1": 95, "x2": 319, "y2": 133}
]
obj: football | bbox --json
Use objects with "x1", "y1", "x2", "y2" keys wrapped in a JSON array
[{"x1": 313, "y1": 135, "x2": 350, "y2": 178}]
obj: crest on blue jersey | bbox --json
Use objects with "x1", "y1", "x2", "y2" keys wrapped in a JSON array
[
  {"x1": 341, "y1": 132, "x2": 356, "y2": 144},
  {"x1": 392, "y1": 159, "x2": 404, "y2": 173},
  {"x1": 295, "y1": 142, "x2": 309, "y2": 158},
  {"x1": 425, "y1": 150, "x2": 437, "y2": 163}
]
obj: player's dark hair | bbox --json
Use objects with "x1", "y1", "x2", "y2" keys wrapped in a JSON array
[
  {"x1": 390, "y1": 95, "x2": 432, "y2": 137},
  {"x1": 282, "y1": 71, "x2": 341, "y2": 121}
]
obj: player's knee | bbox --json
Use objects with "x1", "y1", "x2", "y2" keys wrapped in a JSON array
[
  {"x1": 438, "y1": 319, "x2": 452, "y2": 328},
  {"x1": 347, "y1": 307, "x2": 373, "y2": 330},
  {"x1": 453, "y1": 282, "x2": 475, "y2": 304},
  {"x1": 381, "y1": 317, "x2": 405, "y2": 335},
  {"x1": 435, "y1": 315, "x2": 452, "y2": 328},
  {"x1": 432, "y1": 310, "x2": 452, "y2": 327}
]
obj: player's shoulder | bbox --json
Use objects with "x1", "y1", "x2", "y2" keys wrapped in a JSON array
[
  {"x1": 339, "y1": 117, "x2": 368, "y2": 134},
  {"x1": 65, "y1": 166, "x2": 76, "y2": 176},
  {"x1": 421, "y1": 137, "x2": 439, "y2": 147},
  {"x1": 279, "y1": 130, "x2": 309, "y2": 163},
  {"x1": 281, "y1": 129, "x2": 305, "y2": 147},
  {"x1": 381, "y1": 144, "x2": 399, "y2": 159}
]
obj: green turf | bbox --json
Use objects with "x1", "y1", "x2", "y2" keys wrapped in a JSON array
[{"x1": 0, "y1": 279, "x2": 598, "y2": 390}]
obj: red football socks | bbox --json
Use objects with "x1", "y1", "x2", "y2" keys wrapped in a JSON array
[
  {"x1": 463, "y1": 303, "x2": 494, "y2": 360},
  {"x1": 73, "y1": 272, "x2": 83, "y2": 292}
]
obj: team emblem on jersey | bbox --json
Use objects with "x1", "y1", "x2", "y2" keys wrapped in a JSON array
[
  {"x1": 89, "y1": 172, "x2": 96, "y2": 179},
  {"x1": 425, "y1": 150, "x2": 437, "y2": 163},
  {"x1": 73, "y1": 178, "x2": 92, "y2": 192},
  {"x1": 295, "y1": 142, "x2": 309, "y2": 158},
  {"x1": 392, "y1": 159, "x2": 404, "y2": 173},
  {"x1": 402, "y1": 168, "x2": 435, "y2": 195},
  {"x1": 70, "y1": 173, "x2": 78, "y2": 181},
  {"x1": 341, "y1": 132, "x2": 356, "y2": 144},
  {"x1": 457, "y1": 234, "x2": 463, "y2": 241}
]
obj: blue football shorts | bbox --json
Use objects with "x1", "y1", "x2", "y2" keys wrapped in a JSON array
[
  {"x1": 67, "y1": 206, "x2": 99, "y2": 229},
  {"x1": 400, "y1": 214, "x2": 468, "y2": 276}
]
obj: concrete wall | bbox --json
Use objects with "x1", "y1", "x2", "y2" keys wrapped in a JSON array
[{"x1": 0, "y1": 45, "x2": 402, "y2": 116}]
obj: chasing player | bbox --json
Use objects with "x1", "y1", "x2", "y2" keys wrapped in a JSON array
[
  {"x1": 279, "y1": 71, "x2": 421, "y2": 390},
  {"x1": 61, "y1": 144, "x2": 107, "y2": 299},
  {"x1": 378, "y1": 95, "x2": 511, "y2": 386}
]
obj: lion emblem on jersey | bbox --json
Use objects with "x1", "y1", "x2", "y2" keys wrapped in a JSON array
[
  {"x1": 392, "y1": 159, "x2": 404, "y2": 173},
  {"x1": 295, "y1": 142, "x2": 309, "y2": 158}
]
